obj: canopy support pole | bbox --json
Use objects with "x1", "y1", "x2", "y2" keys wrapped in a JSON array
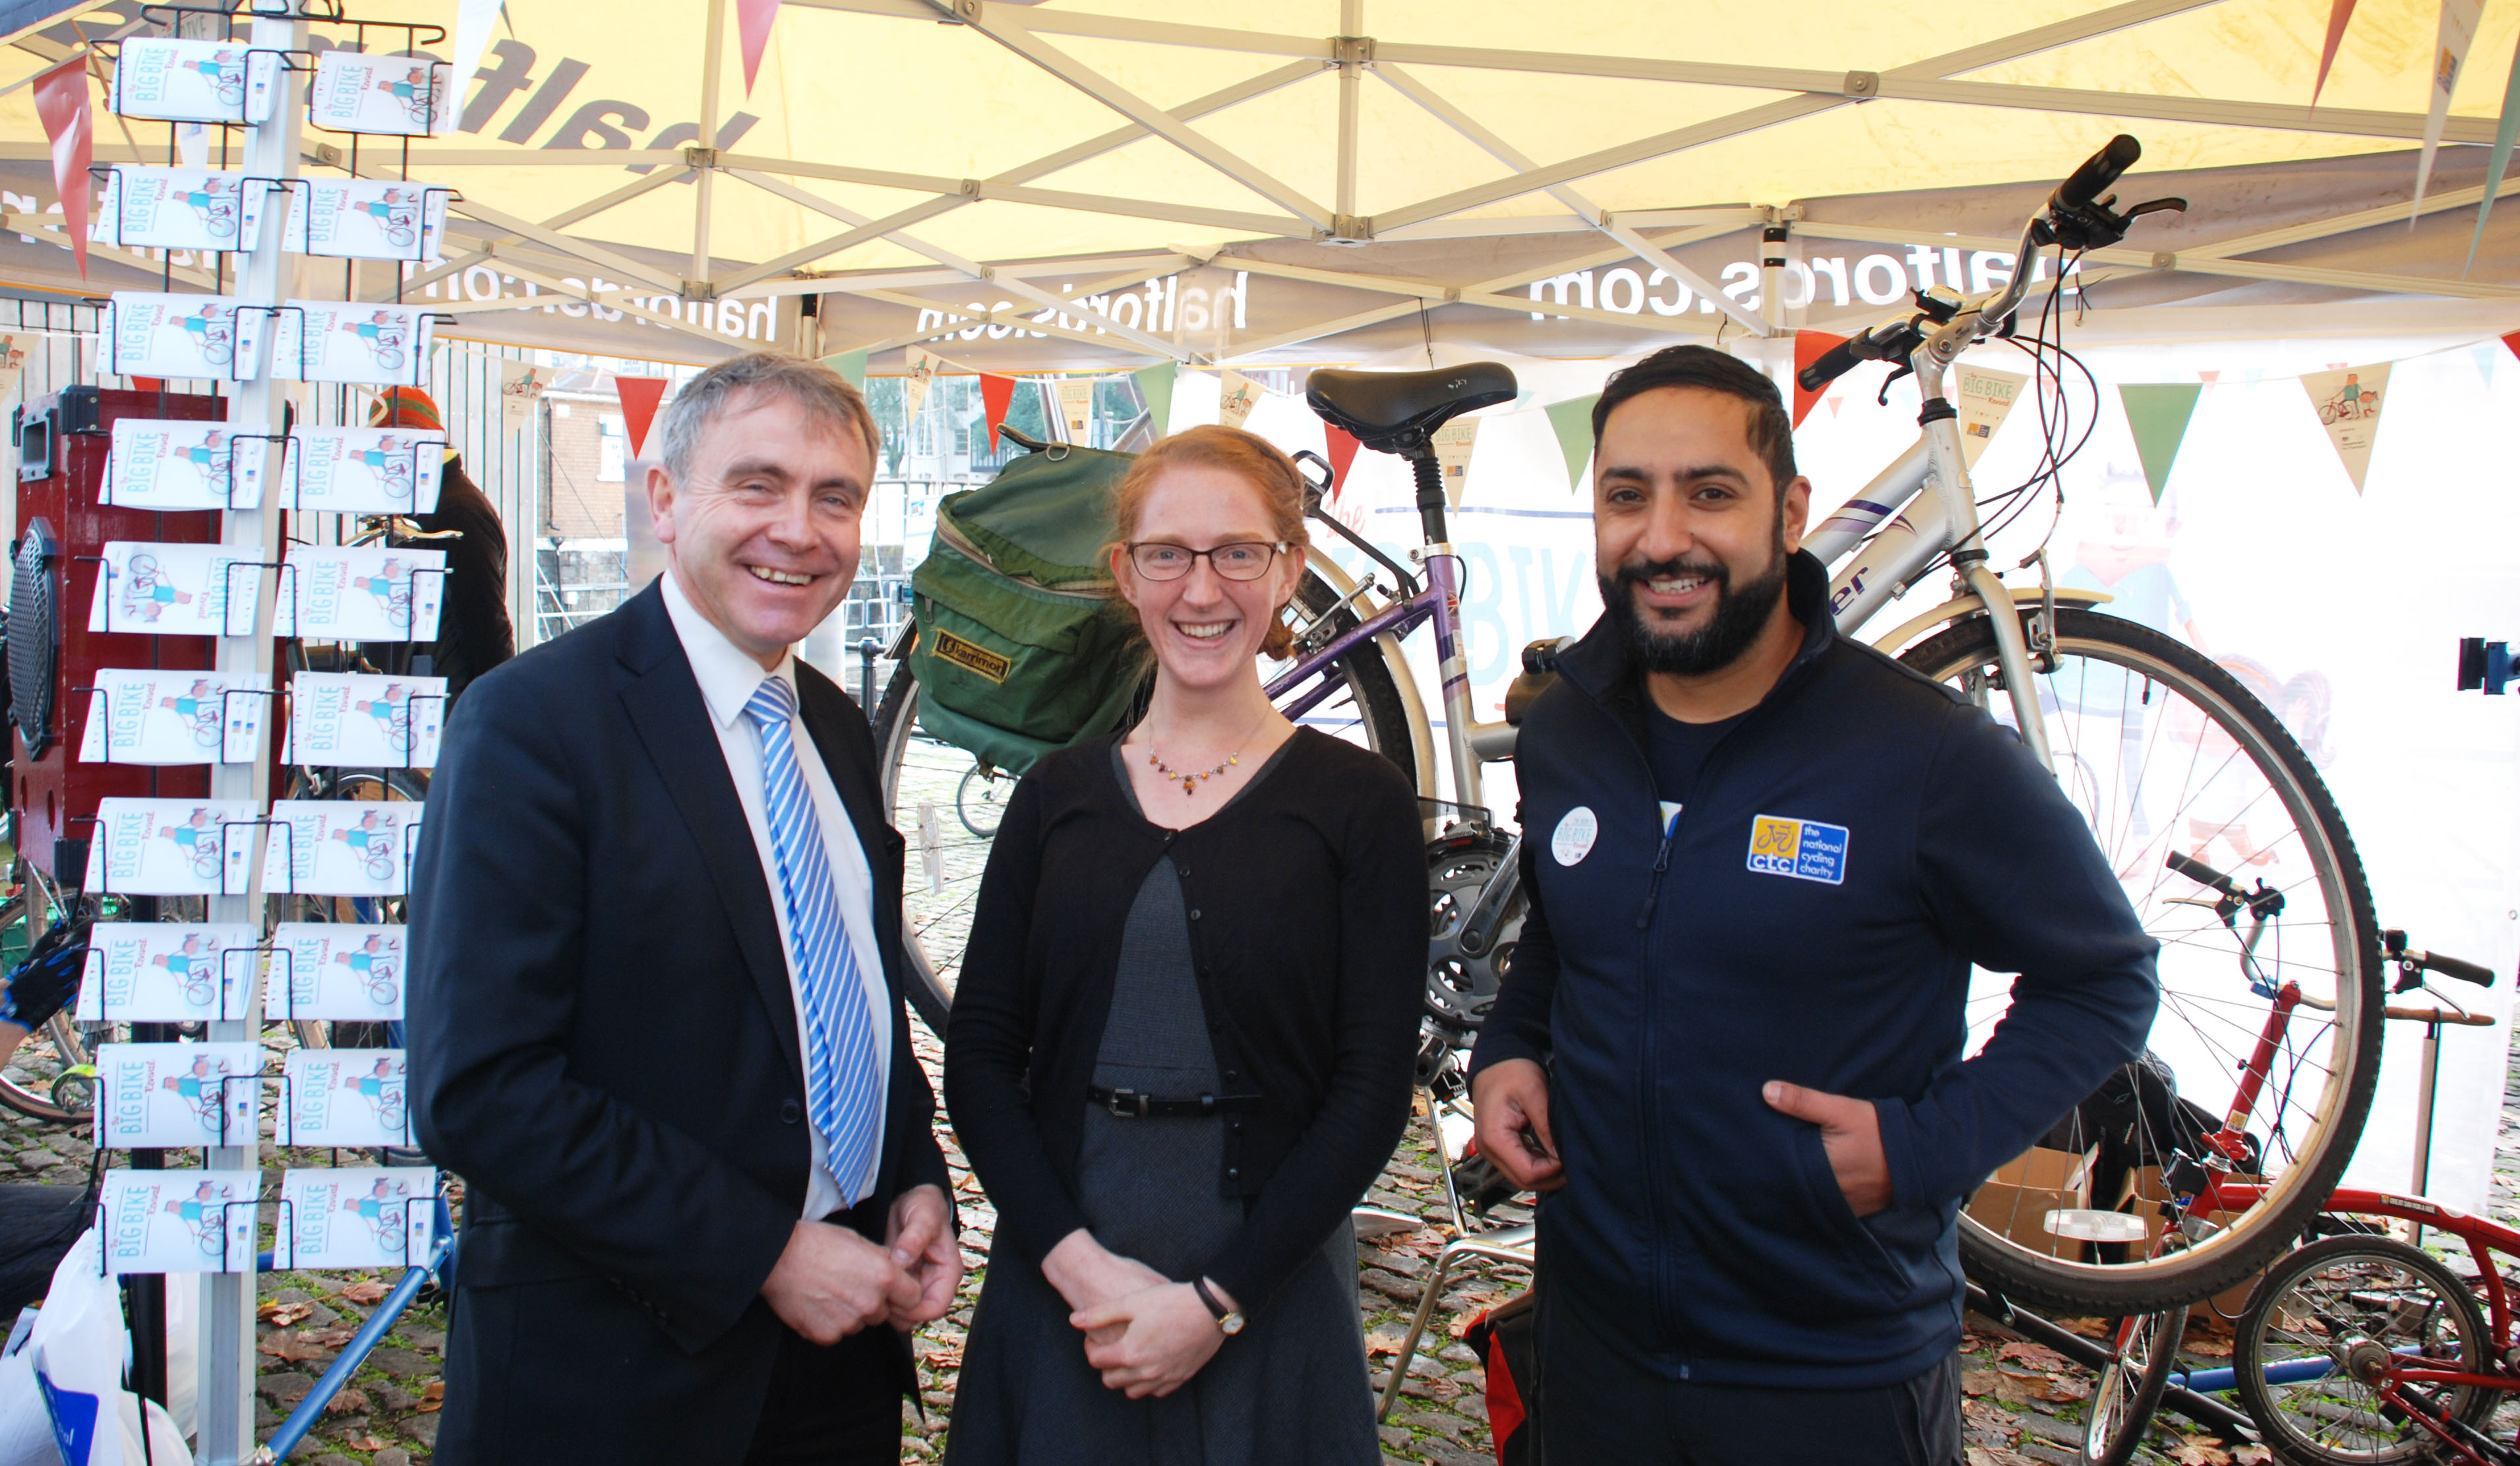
[{"x1": 692, "y1": 0, "x2": 727, "y2": 290}]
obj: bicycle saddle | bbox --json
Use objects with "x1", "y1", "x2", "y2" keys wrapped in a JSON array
[{"x1": 1305, "y1": 363, "x2": 1516, "y2": 456}]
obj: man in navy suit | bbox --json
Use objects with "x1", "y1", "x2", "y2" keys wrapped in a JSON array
[{"x1": 410, "y1": 351, "x2": 959, "y2": 1465}]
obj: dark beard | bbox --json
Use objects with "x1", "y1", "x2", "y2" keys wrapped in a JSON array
[{"x1": 1600, "y1": 548, "x2": 1789, "y2": 677}]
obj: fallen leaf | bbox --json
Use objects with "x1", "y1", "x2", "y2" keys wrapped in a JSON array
[
  {"x1": 338, "y1": 1281, "x2": 390, "y2": 1305},
  {"x1": 423, "y1": 1382, "x2": 444, "y2": 1401},
  {"x1": 322, "y1": 1387, "x2": 371, "y2": 1416},
  {"x1": 256, "y1": 1333, "x2": 328, "y2": 1362},
  {"x1": 2173, "y1": 1436, "x2": 2234, "y2": 1466},
  {"x1": 256, "y1": 1300, "x2": 314, "y2": 1327},
  {"x1": 1961, "y1": 1368, "x2": 2002, "y2": 1397},
  {"x1": 416, "y1": 1401, "x2": 442, "y2": 1413},
  {"x1": 1364, "y1": 1330, "x2": 1404, "y2": 1359},
  {"x1": 1996, "y1": 1340, "x2": 2071, "y2": 1371},
  {"x1": 2185, "y1": 1331, "x2": 2234, "y2": 1358},
  {"x1": 2233, "y1": 1448, "x2": 2272, "y2": 1465},
  {"x1": 2043, "y1": 1373, "x2": 2092, "y2": 1403},
  {"x1": 345, "y1": 1436, "x2": 387, "y2": 1451},
  {"x1": 1965, "y1": 1448, "x2": 2041, "y2": 1466},
  {"x1": 2058, "y1": 1316, "x2": 2113, "y2": 1337}
]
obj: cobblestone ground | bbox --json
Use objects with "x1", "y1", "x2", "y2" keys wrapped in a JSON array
[{"x1": 8, "y1": 1013, "x2": 2520, "y2": 1462}]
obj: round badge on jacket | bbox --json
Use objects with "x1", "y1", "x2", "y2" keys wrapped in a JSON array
[{"x1": 1551, "y1": 806, "x2": 1599, "y2": 866}]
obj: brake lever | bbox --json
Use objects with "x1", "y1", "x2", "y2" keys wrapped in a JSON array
[
  {"x1": 1876, "y1": 361, "x2": 1915, "y2": 406},
  {"x1": 2124, "y1": 197, "x2": 2187, "y2": 222}
]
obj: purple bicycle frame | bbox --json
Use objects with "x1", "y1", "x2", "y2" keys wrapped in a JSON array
[{"x1": 1265, "y1": 553, "x2": 1463, "y2": 722}]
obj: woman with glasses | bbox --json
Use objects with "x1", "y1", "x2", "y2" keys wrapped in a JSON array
[{"x1": 944, "y1": 425, "x2": 1425, "y2": 1464}]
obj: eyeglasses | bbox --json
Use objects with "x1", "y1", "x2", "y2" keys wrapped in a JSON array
[{"x1": 1125, "y1": 541, "x2": 1288, "y2": 582}]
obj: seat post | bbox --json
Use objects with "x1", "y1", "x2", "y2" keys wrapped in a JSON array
[{"x1": 1410, "y1": 452, "x2": 1448, "y2": 544}]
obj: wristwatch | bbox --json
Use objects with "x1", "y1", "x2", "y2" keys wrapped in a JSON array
[{"x1": 1191, "y1": 1277, "x2": 1246, "y2": 1336}]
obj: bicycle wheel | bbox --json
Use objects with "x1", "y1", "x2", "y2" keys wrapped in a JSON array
[
  {"x1": 2233, "y1": 1236, "x2": 2494, "y2": 1465},
  {"x1": 0, "y1": 892, "x2": 94, "y2": 1123},
  {"x1": 2082, "y1": 1308, "x2": 2187, "y2": 1466},
  {"x1": 1903, "y1": 608, "x2": 2380, "y2": 1314},
  {"x1": 955, "y1": 762, "x2": 1011, "y2": 840},
  {"x1": 875, "y1": 560, "x2": 1422, "y2": 1029}
]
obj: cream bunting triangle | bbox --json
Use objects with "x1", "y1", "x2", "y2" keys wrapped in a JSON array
[
  {"x1": 1953, "y1": 365, "x2": 2029, "y2": 471},
  {"x1": 1054, "y1": 378, "x2": 1095, "y2": 441},
  {"x1": 2298, "y1": 363, "x2": 2391, "y2": 493},
  {"x1": 1217, "y1": 369, "x2": 1262, "y2": 430},
  {"x1": 1431, "y1": 417, "x2": 1480, "y2": 508},
  {"x1": 903, "y1": 346, "x2": 946, "y2": 425}
]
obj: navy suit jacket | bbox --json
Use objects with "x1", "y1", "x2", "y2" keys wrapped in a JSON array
[{"x1": 409, "y1": 578, "x2": 949, "y2": 1463}]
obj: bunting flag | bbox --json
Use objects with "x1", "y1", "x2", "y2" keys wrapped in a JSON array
[
  {"x1": 903, "y1": 346, "x2": 945, "y2": 424},
  {"x1": 822, "y1": 348, "x2": 868, "y2": 390},
  {"x1": 1431, "y1": 417, "x2": 1480, "y2": 508},
  {"x1": 1544, "y1": 394, "x2": 1599, "y2": 493},
  {"x1": 0, "y1": 334, "x2": 31, "y2": 399},
  {"x1": 1790, "y1": 330, "x2": 1848, "y2": 427},
  {"x1": 1322, "y1": 424, "x2": 1361, "y2": 499},
  {"x1": 450, "y1": 0, "x2": 506, "y2": 117},
  {"x1": 614, "y1": 373, "x2": 668, "y2": 460},
  {"x1": 2312, "y1": 0, "x2": 2358, "y2": 104},
  {"x1": 2118, "y1": 383, "x2": 2204, "y2": 504},
  {"x1": 2298, "y1": 362, "x2": 2391, "y2": 493},
  {"x1": 1217, "y1": 369, "x2": 1262, "y2": 431},
  {"x1": 1054, "y1": 377, "x2": 1094, "y2": 441},
  {"x1": 498, "y1": 359, "x2": 548, "y2": 436},
  {"x1": 738, "y1": 0, "x2": 781, "y2": 96},
  {"x1": 1954, "y1": 365, "x2": 2029, "y2": 471},
  {"x1": 1132, "y1": 361, "x2": 1177, "y2": 436},
  {"x1": 2504, "y1": 328, "x2": 2520, "y2": 361},
  {"x1": 30, "y1": 57, "x2": 89, "y2": 279},
  {"x1": 2467, "y1": 42, "x2": 2520, "y2": 273},
  {"x1": 979, "y1": 373, "x2": 1016, "y2": 451},
  {"x1": 2415, "y1": 0, "x2": 2483, "y2": 218}
]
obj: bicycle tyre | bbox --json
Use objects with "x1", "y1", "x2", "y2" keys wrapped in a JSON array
[
  {"x1": 2082, "y1": 1308, "x2": 2187, "y2": 1466},
  {"x1": 874, "y1": 565, "x2": 1420, "y2": 1031},
  {"x1": 281, "y1": 767, "x2": 423, "y2": 1053},
  {"x1": 1904, "y1": 608, "x2": 2380, "y2": 1315},
  {"x1": 0, "y1": 894, "x2": 89, "y2": 1124},
  {"x1": 2231, "y1": 1235, "x2": 2494, "y2": 1465}
]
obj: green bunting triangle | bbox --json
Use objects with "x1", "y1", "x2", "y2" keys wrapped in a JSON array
[
  {"x1": 1133, "y1": 362, "x2": 1178, "y2": 437},
  {"x1": 1545, "y1": 394, "x2": 1599, "y2": 493},
  {"x1": 2469, "y1": 40, "x2": 2520, "y2": 274},
  {"x1": 822, "y1": 348, "x2": 869, "y2": 390},
  {"x1": 2117, "y1": 383, "x2": 2202, "y2": 505}
]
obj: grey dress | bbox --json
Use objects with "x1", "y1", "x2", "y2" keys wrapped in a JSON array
[{"x1": 944, "y1": 743, "x2": 1378, "y2": 1466}]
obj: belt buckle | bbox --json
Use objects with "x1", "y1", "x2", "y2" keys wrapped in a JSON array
[{"x1": 1105, "y1": 1087, "x2": 1149, "y2": 1119}]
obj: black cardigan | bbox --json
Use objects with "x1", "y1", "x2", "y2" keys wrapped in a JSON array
[{"x1": 944, "y1": 728, "x2": 1426, "y2": 1315}]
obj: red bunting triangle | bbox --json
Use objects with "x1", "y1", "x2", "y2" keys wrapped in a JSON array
[
  {"x1": 1323, "y1": 425, "x2": 1362, "y2": 499},
  {"x1": 128, "y1": 377, "x2": 164, "y2": 392},
  {"x1": 2312, "y1": 0, "x2": 2358, "y2": 104},
  {"x1": 31, "y1": 57, "x2": 90, "y2": 280},
  {"x1": 2503, "y1": 330, "x2": 2520, "y2": 363},
  {"x1": 614, "y1": 375, "x2": 668, "y2": 460},
  {"x1": 980, "y1": 373, "x2": 1016, "y2": 451},
  {"x1": 1791, "y1": 330, "x2": 1848, "y2": 428},
  {"x1": 737, "y1": 0, "x2": 781, "y2": 96}
]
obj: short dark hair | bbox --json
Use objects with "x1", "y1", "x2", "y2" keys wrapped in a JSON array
[{"x1": 1590, "y1": 344, "x2": 1797, "y2": 498}]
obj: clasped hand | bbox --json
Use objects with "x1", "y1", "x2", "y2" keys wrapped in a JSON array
[
  {"x1": 759, "y1": 1183, "x2": 961, "y2": 1344},
  {"x1": 1043, "y1": 1230, "x2": 1230, "y2": 1399}
]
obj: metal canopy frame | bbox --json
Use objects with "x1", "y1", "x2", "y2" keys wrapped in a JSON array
[{"x1": 7, "y1": 0, "x2": 2512, "y2": 366}]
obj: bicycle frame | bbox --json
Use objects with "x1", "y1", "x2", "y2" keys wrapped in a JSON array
[{"x1": 1268, "y1": 530, "x2": 1511, "y2": 815}]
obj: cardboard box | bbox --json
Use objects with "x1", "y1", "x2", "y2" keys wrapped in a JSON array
[{"x1": 1967, "y1": 1146, "x2": 2099, "y2": 1260}]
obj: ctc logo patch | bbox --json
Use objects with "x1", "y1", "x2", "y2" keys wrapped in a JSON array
[{"x1": 1746, "y1": 814, "x2": 1850, "y2": 886}]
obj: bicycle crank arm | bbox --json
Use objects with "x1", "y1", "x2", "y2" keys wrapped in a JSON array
[{"x1": 1455, "y1": 833, "x2": 1522, "y2": 957}]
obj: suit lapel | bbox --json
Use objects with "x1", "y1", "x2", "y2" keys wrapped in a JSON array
[{"x1": 613, "y1": 588, "x2": 806, "y2": 1090}]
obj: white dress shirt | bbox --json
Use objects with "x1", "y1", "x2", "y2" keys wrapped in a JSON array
[{"x1": 661, "y1": 570, "x2": 890, "y2": 1218}]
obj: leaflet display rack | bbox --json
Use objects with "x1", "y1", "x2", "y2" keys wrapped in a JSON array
[{"x1": 44, "y1": 7, "x2": 458, "y2": 1460}]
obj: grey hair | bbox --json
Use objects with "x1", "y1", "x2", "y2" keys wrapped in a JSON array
[{"x1": 654, "y1": 351, "x2": 882, "y2": 479}]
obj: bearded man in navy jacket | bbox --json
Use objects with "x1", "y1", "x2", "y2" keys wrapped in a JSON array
[{"x1": 1469, "y1": 346, "x2": 2157, "y2": 1464}]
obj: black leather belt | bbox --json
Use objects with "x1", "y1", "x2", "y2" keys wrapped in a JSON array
[{"x1": 1088, "y1": 1084, "x2": 1259, "y2": 1119}]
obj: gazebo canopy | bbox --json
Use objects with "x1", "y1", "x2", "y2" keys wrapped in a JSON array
[{"x1": 0, "y1": 0, "x2": 2511, "y2": 365}]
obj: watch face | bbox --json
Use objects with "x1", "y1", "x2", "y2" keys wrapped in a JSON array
[{"x1": 1220, "y1": 1313, "x2": 1247, "y2": 1336}]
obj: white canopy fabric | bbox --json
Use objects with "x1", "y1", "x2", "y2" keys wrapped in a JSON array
[{"x1": 0, "y1": 0, "x2": 2511, "y2": 365}]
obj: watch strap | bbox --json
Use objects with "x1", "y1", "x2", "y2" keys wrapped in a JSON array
[{"x1": 1191, "y1": 1277, "x2": 1230, "y2": 1322}]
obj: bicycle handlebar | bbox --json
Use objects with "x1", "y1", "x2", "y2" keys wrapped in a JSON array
[
  {"x1": 2382, "y1": 928, "x2": 2496, "y2": 987},
  {"x1": 2165, "y1": 851, "x2": 2235, "y2": 896},
  {"x1": 2053, "y1": 133, "x2": 2142, "y2": 213}
]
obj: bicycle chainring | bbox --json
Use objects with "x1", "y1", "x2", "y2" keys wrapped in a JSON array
[{"x1": 1425, "y1": 829, "x2": 1522, "y2": 1036}]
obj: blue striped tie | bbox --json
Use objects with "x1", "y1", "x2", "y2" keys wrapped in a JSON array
[{"x1": 742, "y1": 676, "x2": 883, "y2": 1206}]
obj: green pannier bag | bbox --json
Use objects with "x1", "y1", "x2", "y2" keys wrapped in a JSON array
[{"x1": 907, "y1": 443, "x2": 1144, "y2": 775}]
